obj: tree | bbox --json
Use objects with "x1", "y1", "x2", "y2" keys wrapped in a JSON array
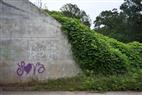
[
  {"x1": 94, "y1": 0, "x2": 142, "y2": 42},
  {"x1": 60, "y1": 3, "x2": 91, "y2": 27},
  {"x1": 120, "y1": 0, "x2": 142, "y2": 41},
  {"x1": 94, "y1": 9, "x2": 128, "y2": 42}
]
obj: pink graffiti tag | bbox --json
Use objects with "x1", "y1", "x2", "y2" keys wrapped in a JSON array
[{"x1": 17, "y1": 61, "x2": 45, "y2": 76}]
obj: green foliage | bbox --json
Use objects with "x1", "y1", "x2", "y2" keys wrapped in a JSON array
[
  {"x1": 94, "y1": 9, "x2": 129, "y2": 42},
  {"x1": 120, "y1": 0, "x2": 142, "y2": 40},
  {"x1": 44, "y1": 12, "x2": 142, "y2": 91},
  {"x1": 50, "y1": 13, "x2": 142, "y2": 76},
  {"x1": 60, "y1": 3, "x2": 91, "y2": 27},
  {"x1": 97, "y1": 34, "x2": 142, "y2": 69},
  {"x1": 83, "y1": 70, "x2": 142, "y2": 91},
  {"x1": 33, "y1": 76, "x2": 85, "y2": 91},
  {"x1": 2, "y1": 9, "x2": 142, "y2": 90},
  {"x1": 32, "y1": 71, "x2": 142, "y2": 91},
  {"x1": 94, "y1": 0, "x2": 142, "y2": 42},
  {"x1": 2, "y1": 72, "x2": 142, "y2": 91},
  {"x1": 128, "y1": 41, "x2": 142, "y2": 57}
]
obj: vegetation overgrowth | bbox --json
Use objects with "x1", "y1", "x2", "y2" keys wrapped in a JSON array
[
  {"x1": 2, "y1": 10, "x2": 142, "y2": 92},
  {"x1": 1, "y1": 0, "x2": 142, "y2": 91},
  {"x1": 48, "y1": 11, "x2": 142, "y2": 75},
  {"x1": 38, "y1": 10, "x2": 142, "y2": 91}
]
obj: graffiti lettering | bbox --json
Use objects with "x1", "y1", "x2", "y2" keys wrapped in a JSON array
[{"x1": 16, "y1": 61, "x2": 45, "y2": 76}]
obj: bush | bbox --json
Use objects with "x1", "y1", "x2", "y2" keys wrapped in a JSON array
[
  {"x1": 83, "y1": 70, "x2": 142, "y2": 91},
  {"x1": 128, "y1": 41, "x2": 142, "y2": 57},
  {"x1": 48, "y1": 11, "x2": 142, "y2": 75}
]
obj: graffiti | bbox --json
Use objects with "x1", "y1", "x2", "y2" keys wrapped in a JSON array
[{"x1": 17, "y1": 61, "x2": 45, "y2": 76}]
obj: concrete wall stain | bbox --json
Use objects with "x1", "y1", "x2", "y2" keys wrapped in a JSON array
[{"x1": 0, "y1": 60, "x2": 8, "y2": 68}]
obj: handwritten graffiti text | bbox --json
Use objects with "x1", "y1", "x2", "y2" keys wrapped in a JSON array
[{"x1": 17, "y1": 61, "x2": 45, "y2": 76}]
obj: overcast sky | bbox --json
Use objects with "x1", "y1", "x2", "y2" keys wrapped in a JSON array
[{"x1": 29, "y1": 0, "x2": 124, "y2": 28}]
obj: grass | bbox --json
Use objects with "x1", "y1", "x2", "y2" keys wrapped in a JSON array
[
  {"x1": 33, "y1": 76, "x2": 85, "y2": 91},
  {"x1": 0, "y1": 75, "x2": 85, "y2": 91},
  {"x1": 1, "y1": 71, "x2": 142, "y2": 92}
]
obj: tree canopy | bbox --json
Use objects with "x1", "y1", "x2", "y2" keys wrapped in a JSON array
[
  {"x1": 94, "y1": 0, "x2": 142, "y2": 42},
  {"x1": 60, "y1": 3, "x2": 91, "y2": 27}
]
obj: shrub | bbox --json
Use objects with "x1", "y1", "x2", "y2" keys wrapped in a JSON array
[
  {"x1": 83, "y1": 70, "x2": 142, "y2": 91},
  {"x1": 50, "y1": 14, "x2": 133, "y2": 75},
  {"x1": 48, "y1": 11, "x2": 142, "y2": 75}
]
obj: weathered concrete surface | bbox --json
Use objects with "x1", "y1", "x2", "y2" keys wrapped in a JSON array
[
  {"x1": 1, "y1": 91, "x2": 142, "y2": 95},
  {"x1": 0, "y1": 0, "x2": 80, "y2": 83}
]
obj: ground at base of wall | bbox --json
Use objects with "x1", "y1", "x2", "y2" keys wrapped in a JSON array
[
  {"x1": 1, "y1": 91, "x2": 142, "y2": 95},
  {"x1": 1, "y1": 73, "x2": 142, "y2": 92}
]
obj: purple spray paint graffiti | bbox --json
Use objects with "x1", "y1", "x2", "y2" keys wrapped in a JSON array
[{"x1": 17, "y1": 61, "x2": 45, "y2": 76}]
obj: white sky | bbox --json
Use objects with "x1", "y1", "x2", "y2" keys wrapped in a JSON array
[{"x1": 29, "y1": 0, "x2": 124, "y2": 28}]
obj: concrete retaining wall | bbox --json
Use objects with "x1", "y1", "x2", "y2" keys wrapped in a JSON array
[{"x1": 0, "y1": 0, "x2": 80, "y2": 83}]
